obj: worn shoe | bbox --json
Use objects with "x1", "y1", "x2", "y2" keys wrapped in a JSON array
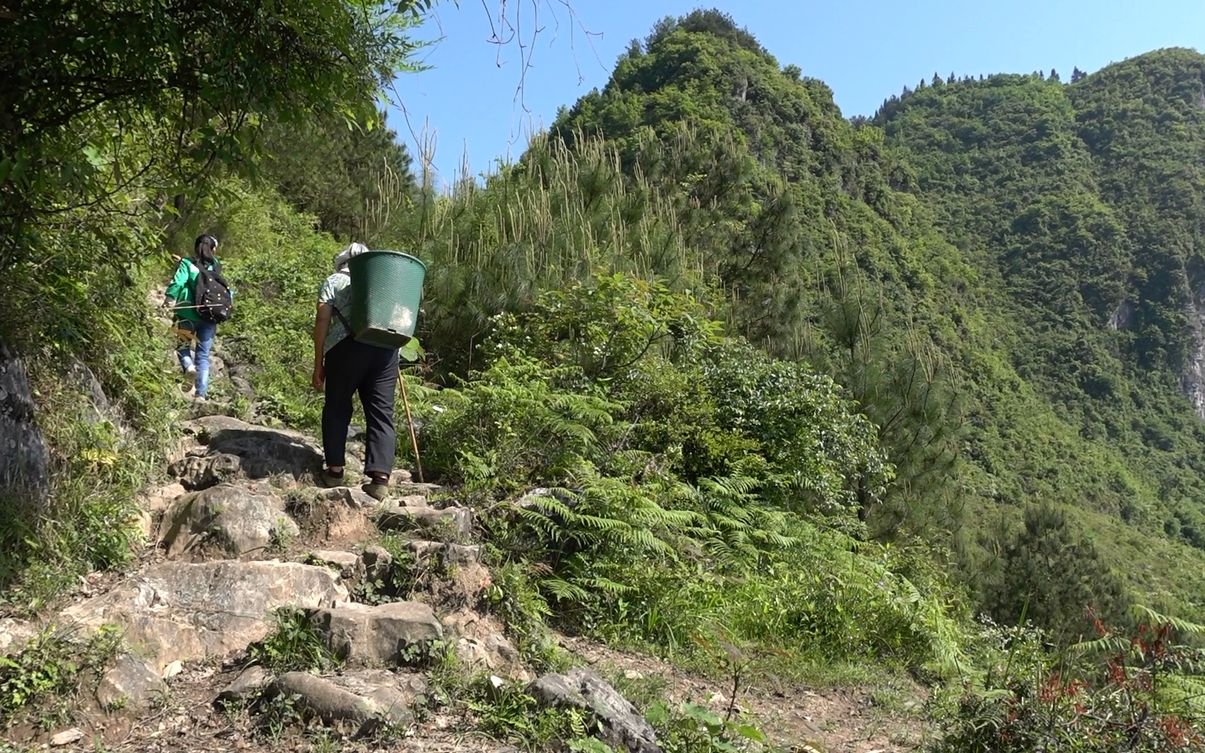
[
  {"x1": 361, "y1": 481, "x2": 388, "y2": 502},
  {"x1": 318, "y1": 469, "x2": 346, "y2": 488}
]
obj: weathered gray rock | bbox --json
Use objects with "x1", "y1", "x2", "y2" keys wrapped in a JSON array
[
  {"x1": 443, "y1": 611, "x2": 528, "y2": 680},
  {"x1": 205, "y1": 421, "x2": 327, "y2": 481},
  {"x1": 174, "y1": 417, "x2": 361, "y2": 489},
  {"x1": 137, "y1": 481, "x2": 188, "y2": 540},
  {"x1": 0, "y1": 344, "x2": 48, "y2": 500},
  {"x1": 405, "y1": 540, "x2": 481, "y2": 567},
  {"x1": 266, "y1": 670, "x2": 421, "y2": 730},
  {"x1": 157, "y1": 483, "x2": 298, "y2": 558},
  {"x1": 403, "y1": 541, "x2": 490, "y2": 607},
  {"x1": 530, "y1": 667, "x2": 661, "y2": 753},
  {"x1": 95, "y1": 653, "x2": 165, "y2": 711},
  {"x1": 169, "y1": 451, "x2": 242, "y2": 490},
  {"x1": 360, "y1": 546, "x2": 393, "y2": 585},
  {"x1": 306, "y1": 485, "x2": 378, "y2": 510},
  {"x1": 393, "y1": 481, "x2": 445, "y2": 498},
  {"x1": 288, "y1": 487, "x2": 378, "y2": 545},
  {"x1": 336, "y1": 668, "x2": 426, "y2": 722},
  {"x1": 215, "y1": 665, "x2": 271, "y2": 706},
  {"x1": 307, "y1": 550, "x2": 362, "y2": 582},
  {"x1": 63, "y1": 560, "x2": 348, "y2": 672},
  {"x1": 49, "y1": 728, "x2": 83, "y2": 746},
  {"x1": 375, "y1": 505, "x2": 472, "y2": 540},
  {"x1": 310, "y1": 601, "x2": 442, "y2": 665},
  {"x1": 396, "y1": 494, "x2": 430, "y2": 508},
  {"x1": 0, "y1": 617, "x2": 36, "y2": 657}
]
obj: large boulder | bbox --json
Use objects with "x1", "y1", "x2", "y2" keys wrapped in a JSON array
[
  {"x1": 62, "y1": 560, "x2": 348, "y2": 672},
  {"x1": 530, "y1": 667, "x2": 661, "y2": 753},
  {"x1": 95, "y1": 653, "x2": 166, "y2": 712},
  {"x1": 264, "y1": 669, "x2": 425, "y2": 731},
  {"x1": 157, "y1": 483, "x2": 298, "y2": 559},
  {"x1": 203, "y1": 419, "x2": 330, "y2": 481},
  {"x1": 172, "y1": 416, "x2": 354, "y2": 489},
  {"x1": 169, "y1": 452, "x2": 242, "y2": 491},
  {"x1": 309, "y1": 601, "x2": 442, "y2": 665}
]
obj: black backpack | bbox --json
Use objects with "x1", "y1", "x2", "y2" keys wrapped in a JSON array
[{"x1": 192, "y1": 259, "x2": 233, "y2": 323}]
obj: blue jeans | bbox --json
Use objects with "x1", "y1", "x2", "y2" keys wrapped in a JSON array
[{"x1": 175, "y1": 319, "x2": 218, "y2": 396}]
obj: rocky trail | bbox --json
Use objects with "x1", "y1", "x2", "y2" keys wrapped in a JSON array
[{"x1": 0, "y1": 407, "x2": 928, "y2": 752}]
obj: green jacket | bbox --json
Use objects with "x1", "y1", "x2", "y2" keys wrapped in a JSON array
[{"x1": 166, "y1": 257, "x2": 217, "y2": 323}]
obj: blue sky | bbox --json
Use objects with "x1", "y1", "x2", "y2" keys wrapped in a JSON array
[{"x1": 387, "y1": 1, "x2": 1205, "y2": 189}]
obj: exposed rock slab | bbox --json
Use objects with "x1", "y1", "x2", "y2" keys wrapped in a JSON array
[
  {"x1": 310, "y1": 601, "x2": 442, "y2": 665},
  {"x1": 443, "y1": 610, "x2": 528, "y2": 681},
  {"x1": 530, "y1": 667, "x2": 661, "y2": 753},
  {"x1": 173, "y1": 417, "x2": 359, "y2": 489},
  {"x1": 96, "y1": 653, "x2": 165, "y2": 711},
  {"x1": 157, "y1": 483, "x2": 298, "y2": 558},
  {"x1": 0, "y1": 617, "x2": 36, "y2": 657},
  {"x1": 205, "y1": 421, "x2": 332, "y2": 482},
  {"x1": 265, "y1": 669, "x2": 424, "y2": 730},
  {"x1": 375, "y1": 506, "x2": 472, "y2": 540},
  {"x1": 62, "y1": 560, "x2": 348, "y2": 672},
  {"x1": 169, "y1": 452, "x2": 242, "y2": 491}
]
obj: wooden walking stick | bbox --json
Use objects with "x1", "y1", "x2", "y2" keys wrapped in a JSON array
[{"x1": 399, "y1": 372, "x2": 424, "y2": 483}]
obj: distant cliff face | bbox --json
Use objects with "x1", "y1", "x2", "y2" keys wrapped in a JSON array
[
  {"x1": 0, "y1": 344, "x2": 48, "y2": 500},
  {"x1": 1182, "y1": 287, "x2": 1205, "y2": 419}
]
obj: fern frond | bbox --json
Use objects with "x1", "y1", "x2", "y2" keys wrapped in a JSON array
[{"x1": 1131, "y1": 604, "x2": 1205, "y2": 635}]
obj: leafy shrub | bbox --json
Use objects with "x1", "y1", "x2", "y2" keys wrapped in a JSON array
[
  {"x1": 419, "y1": 274, "x2": 962, "y2": 671},
  {"x1": 0, "y1": 625, "x2": 122, "y2": 721},
  {"x1": 933, "y1": 607, "x2": 1205, "y2": 752}
]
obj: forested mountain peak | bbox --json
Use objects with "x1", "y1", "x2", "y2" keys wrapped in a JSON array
[{"x1": 548, "y1": 13, "x2": 1205, "y2": 626}]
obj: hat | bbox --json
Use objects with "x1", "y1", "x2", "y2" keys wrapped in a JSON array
[{"x1": 333, "y1": 242, "x2": 369, "y2": 273}]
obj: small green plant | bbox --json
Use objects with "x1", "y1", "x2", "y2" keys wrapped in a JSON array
[
  {"x1": 354, "y1": 535, "x2": 418, "y2": 604},
  {"x1": 466, "y1": 675, "x2": 594, "y2": 747},
  {"x1": 248, "y1": 608, "x2": 339, "y2": 673},
  {"x1": 419, "y1": 640, "x2": 466, "y2": 714},
  {"x1": 260, "y1": 691, "x2": 305, "y2": 742},
  {"x1": 0, "y1": 624, "x2": 122, "y2": 723},
  {"x1": 647, "y1": 701, "x2": 774, "y2": 753},
  {"x1": 485, "y1": 562, "x2": 571, "y2": 673}
]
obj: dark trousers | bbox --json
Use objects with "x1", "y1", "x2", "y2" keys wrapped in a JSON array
[{"x1": 322, "y1": 338, "x2": 399, "y2": 477}]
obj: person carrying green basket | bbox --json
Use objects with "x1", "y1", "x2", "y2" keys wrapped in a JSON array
[{"x1": 311, "y1": 242, "x2": 398, "y2": 501}]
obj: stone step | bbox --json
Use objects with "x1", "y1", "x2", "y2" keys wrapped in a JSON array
[
  {"x1": 62, "y1": 560, "x2": 349, "y2": 673},
  {"x1": 157, "y1": 482, "x2": 298, "y2": 559},
  {"x1": 374, "y1": 505, "x2": 472, "y2": 540},
  {"x1": 259, "y1": 669, "x2": 427, "y2": 732},
  {"x1": 404, "y1": 539, "x2": 481, "y2": 566},
  {"x1": 309, "y1": 601, "x2": 442, "y2": 665}
]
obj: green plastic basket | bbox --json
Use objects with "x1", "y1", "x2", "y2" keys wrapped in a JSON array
[{"x1": 347, "y1": 250, "x2": 427, "y2": 349}]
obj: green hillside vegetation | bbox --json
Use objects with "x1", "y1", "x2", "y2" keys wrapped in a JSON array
[
  {"x1": 876, "y1": 49, "x2": 1205, "y2": 601},
  {"x1": 3, "y1": 3, "x2": 1205, "y2": 750}
]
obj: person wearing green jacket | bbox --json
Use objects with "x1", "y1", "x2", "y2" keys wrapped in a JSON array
[{"x1": 165, "y1": 234, "x2": 221, "y2": 398}]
